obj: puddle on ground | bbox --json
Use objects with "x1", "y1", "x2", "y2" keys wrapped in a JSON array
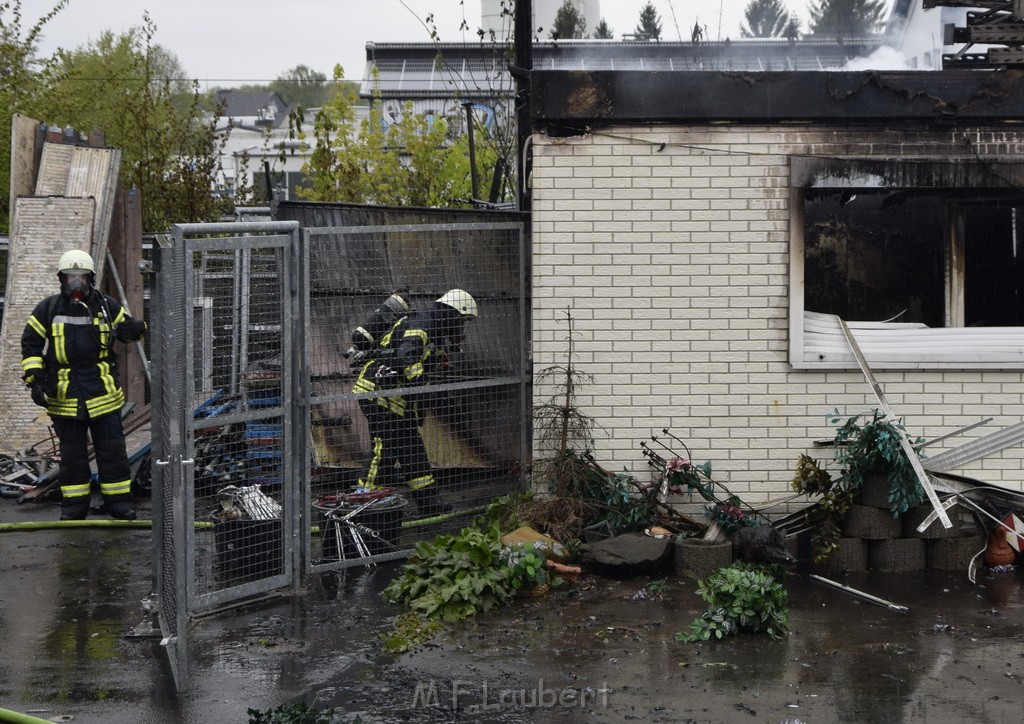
[{"x1": 2, "y1": 511, "x2": 1024, "y2": 722}]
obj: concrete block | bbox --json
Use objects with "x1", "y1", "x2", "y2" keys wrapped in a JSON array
[
  {"x1": 814, "y1": 537, "x2": 868, "y2": 574},
  {"x1": 843, "y1": 504, "x2": 902, "y2": 540},
  {"x1": 674, "y1": 538, "x2": 732, "y2": 581},
  {"x1": 869, "y1": 538, "x2": 926, "y2": 572},
  {"x1": 927, "y1": 534, "x2": 986, "y2": 571},
  {"x1": 857, "y1": 471, "x2": 891, "y2": 509}
]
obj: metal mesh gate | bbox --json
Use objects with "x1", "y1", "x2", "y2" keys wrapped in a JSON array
[
  {"x1": 152, "y1": 221, "x2": 301, "y2": 690},
  {"x1": 153, "y1": 218, "x2": 527, "y2": 689},
  {"x1": 303, "y1": 223, "x2": 528, "y2": 572}
]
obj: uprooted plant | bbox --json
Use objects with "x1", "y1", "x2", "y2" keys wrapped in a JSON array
[
  {"x1": 518, "y1": 309, "x2": 602, "y2": 541},
  {"x1": 381, "y1": 522, "x2": 514, "y2": 622},
  {"x1": 381, "y1": 516, "x2": 571, "y2": 627},
  {"x1": 675, "y1": 562, "x2": 789, "y2": 642},
  {"x1": 642, "y1": 429, "x2": 767, "y2": 534}
]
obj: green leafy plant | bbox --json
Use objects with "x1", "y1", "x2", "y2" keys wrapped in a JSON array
[
  {"x1": 828, "y1": 408, "x2": 926, "y2": 516},
  {"x1": 382, "y1": 522, "x2": 514, "y2": 621},
  {"x1": 472, "y1": 488, "x2": 533, "y2": 533},
  {"x1": 500, "y1": 543, "x2": 564, "y2": 590},
  {"x1": 583, "y1": 468, "x2": 659, "y2": 536},
  {"x1": 675, "y1": 563, "x2": 789, "y2": 642},
  {"x1": 380, "y1": 612, "x2": 444, "y2": 654},
  {"x1": 793, "y1": 410, "x2": 928, "y2": 562}
]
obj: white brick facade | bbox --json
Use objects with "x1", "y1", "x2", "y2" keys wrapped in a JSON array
[{"x1": 531, "y1": 125, "x2": 1024, "y2": 513}]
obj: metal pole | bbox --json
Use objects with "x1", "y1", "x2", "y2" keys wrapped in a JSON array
[
  {"x1": 463, "y1": 101, "x2": 479, "y2": 201},
  {"x1": 514, "y1": 0, "x2": 533, "y2": 213},
  {"x1": 810, "y1": 574, "x2": 909, "y2": 613}
]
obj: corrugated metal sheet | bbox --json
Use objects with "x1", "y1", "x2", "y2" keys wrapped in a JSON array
[{"x1": 33, "y1": 143, "x2": 122, "y2": 287}]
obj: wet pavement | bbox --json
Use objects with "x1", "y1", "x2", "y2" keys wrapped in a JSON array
[{"x1": 2, "y1": 498, "x2": 1024, "y2": 723}]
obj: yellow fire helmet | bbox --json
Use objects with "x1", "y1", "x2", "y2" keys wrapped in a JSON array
[{"x1": 58, "y1": 249, "x2": 95, "y2": 274}]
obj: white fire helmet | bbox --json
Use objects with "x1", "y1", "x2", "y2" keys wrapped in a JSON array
[
  {"x1": 436, "y1": 289, "x2": 478, "y2": 318},
  {"x1": 58, "y1": 249, "x2": 95, "y2": 274}
]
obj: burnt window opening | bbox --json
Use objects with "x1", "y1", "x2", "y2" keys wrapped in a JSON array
[
  {"x1": 804, "y1": 189, "x2": 1024, "y2": 327},
  {"x1": 790, "y1": 157, "x2": 1024, "y2": 369}
]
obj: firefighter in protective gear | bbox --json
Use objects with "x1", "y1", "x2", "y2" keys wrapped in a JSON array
[
  {"x1": 21, "y1": 250, "x2": 147, "y2": 521},
  {"x1": 351, "y1": 289, "x2": 478, "y2": 516}
]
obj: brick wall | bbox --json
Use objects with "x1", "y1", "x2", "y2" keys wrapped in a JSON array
[
  {"x1": 531, "y1": 125, "x2": 1024, "y2": 515},
  {"x1": 0, "y1": 197, "x2": 96, "y2": 451}
]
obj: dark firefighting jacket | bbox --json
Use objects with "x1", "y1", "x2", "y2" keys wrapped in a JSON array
[
  {"x1": 21, "y1": 290, "x2": 146, "y2": 419},
  {"x1": 352, "y1": 303, "x2": 464, "y2": 417}
]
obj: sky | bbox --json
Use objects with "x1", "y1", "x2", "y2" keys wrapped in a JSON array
[{"x1": 26, "y1": 0, "x2": 897, "y2": 88}]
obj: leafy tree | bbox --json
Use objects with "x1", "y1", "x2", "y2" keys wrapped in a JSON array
[
  {"x1": 592, "y1": 19, "x2": 614, "y2": 39},
  {"x1": 741, "y1": 0, "x2": 796, "y2": 38},
  {"x1": 35, "y1": 14, "x2": 228, "y2": 231},
  {"x1": 549, "y1": 0, "x2": 586, "y2": 40},
  {"x1": 0, "y1": 0, "x2": 69, "y2": 231},
  {"x1": 269, "y1": 64, "x2": 328, "y2": 110},
  {"x1": 635, "y1": 1, "x2": 663, "y2": 40},
  {"x1": 808, "y1": 0, "x2": 886, "y2": 37},
  {"x1": 298, "y1": 67, "x2": 497, "y2": 207}
]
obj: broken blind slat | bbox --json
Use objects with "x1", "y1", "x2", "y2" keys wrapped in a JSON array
[{"x1": 803, "y1": 311, "x2": 1024, "y2": 364}]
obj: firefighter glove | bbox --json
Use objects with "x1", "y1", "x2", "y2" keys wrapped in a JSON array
[
  {"x1": 374, "y1": 364, "x2": 400, "y2": 387},
  {"x1": 28, "y1": 383, "x2": 47, "y2": 408},
  {"x1": 115, "y1": 318, "x2": 147, "y2": 341}
]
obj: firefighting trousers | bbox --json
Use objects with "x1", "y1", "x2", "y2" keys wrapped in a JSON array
[
  {"x1": 53, "y1": 412, "x2": 132, "y2": 507},
  {"x1": 357, "y1": 398, "x2": 436, "y2": 491}
]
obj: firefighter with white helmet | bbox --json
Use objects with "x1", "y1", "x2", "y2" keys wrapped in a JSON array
[
  {"x1": 21, "y1": 249, "x2": 147, "y2": 520},
  {"x1": 351, "y1": 288, "x2": 477, "y2": 516}
]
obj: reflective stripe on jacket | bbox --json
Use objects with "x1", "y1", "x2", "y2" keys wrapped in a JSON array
[
  {"x1": 352, "y1": 315, "x2": 435, "y2": 417},
  {"x1": 21, "y1": 292, "x2": 142, "y2": 419}
]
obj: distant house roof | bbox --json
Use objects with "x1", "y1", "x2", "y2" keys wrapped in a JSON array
[
  {"x1": 214, "y1": 90, "x2": 292, "y2": 128},
  {"x1": 362, "y1": 37, "x2": 890, "y2": 100}
]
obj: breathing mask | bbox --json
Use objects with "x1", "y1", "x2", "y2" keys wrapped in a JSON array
[{"x1": 63, "y1": 271, "x2": 89, "y2": 301}]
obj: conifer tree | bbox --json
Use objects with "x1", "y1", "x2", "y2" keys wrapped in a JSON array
[
  {"x1": 741, "y1": 0, "x2": 796, "y2": 38},
  {"x1": 635, "y1": 2, "x2": 663, "y2": 40},
  {"x1": 807, "y1": 0, "x2": 886, "y2": 37}
]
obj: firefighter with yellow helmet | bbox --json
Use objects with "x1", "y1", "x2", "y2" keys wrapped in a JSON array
[
  {"x1": 351, "y1": 288, "x2": 478, "y2": 516},
  {"x1": 21, "y1": 250, "x2": 147, "y2": 520}
]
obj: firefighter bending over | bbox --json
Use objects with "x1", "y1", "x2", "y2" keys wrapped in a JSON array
[
  {"x1": 351, "y1": 289, "x2": 477, "y2": 516},
  {"x1": 21, "y1": 250, "x2": 147, "y2": 521}
]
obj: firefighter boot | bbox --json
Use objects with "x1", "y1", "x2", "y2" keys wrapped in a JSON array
[
  {"x1": 409, "y1": 486, "x2": 453, "y2": 517},
  {"x1": 102, "y1": 496, "x2": 137, "y2": 520},
  {"x1": 60, "y1": 497, "x2": 90, "y2": 521}
]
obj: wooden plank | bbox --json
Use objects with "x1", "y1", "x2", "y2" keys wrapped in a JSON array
[
  {"x1": 837, "y1": 317, "x2": 953, "y2": 529},
  {"x1": 8, "y1": 114, "x2": 41, "y2": 217},
  {"x1": 105, "y1": 183, "x2": 147, "y2": 401}
]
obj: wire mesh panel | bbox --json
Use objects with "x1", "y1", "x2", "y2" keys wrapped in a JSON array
[
  {"x1": 304, "y1": 222, "x2": 528, "y2": 572},
  {"x1": 152, "y1": 223, "x2": 300, "y2": 627},
  {"x1": 151, "y1": 236, "x2": 187, "y2": 689},
  {"x1": 184, "y1": 235, "x2": 297, "y2": 610}
]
